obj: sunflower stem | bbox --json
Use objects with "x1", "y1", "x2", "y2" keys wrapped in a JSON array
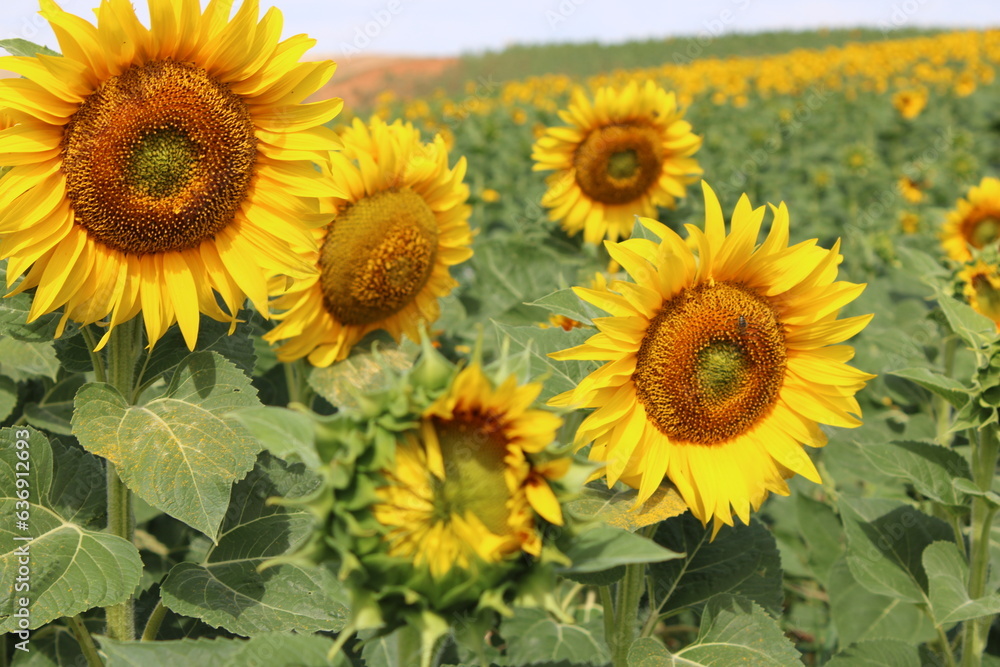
[
  {"x1": 935, "y1": 336, "x2": 958, "y2": 444},
  {"x1": 599, "y1": 585, "x2": 616, "y2": 654},
  {"x1": 611, "y1": 561, "x2": 647, "y2": 667},
  {"x1": 80, "y1": 325, "x2": 107, "y2": 384},
  {"x1": 961, "y1": 423, "x2": 999, "y2": 667},
  {"x1": 66, "y1": 615, "x2": 103, "y2": 667},
  {"x1": 104, "y1": 318, "x2": 141, "y2": 641},
  {"x1": 283, "y1": 359, "x2": 315, "y2": 409},
  {"x1": 141, "y1": 599, "x2": 168, "y2": 641}
]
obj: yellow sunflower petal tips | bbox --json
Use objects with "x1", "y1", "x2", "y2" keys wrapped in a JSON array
[
  {"x1": 531, "y1": 80, "x2": 702, "y2": 245},
  {"x1": 264, "y1": 116, "x2": 474, "y2": 366},
  {"x1": 549, "y1": 181, "x2": 875, "y2": 535},
  {"x1": 0, "y1": 0, "x2": 343, "y2": 350},
  {"x1": 941, "y1": 177, "x2": 1000, "y2": 263}
]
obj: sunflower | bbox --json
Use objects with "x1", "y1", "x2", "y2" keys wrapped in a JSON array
[
  {"x1": 531, "y1": 80, "x2": 702, "y2": 244},
  {"x1": 961, "y1": 260, "x2": 1000, "y2": 330},
  {"x1": 0, "y1": 0, "x2": 343, "y2": 349},
  {"x1": 892, "y1": 88, "x2": 927, "y2": 120},
  {"x1": 372, "y1": 363, "x2": 567, "y2": 578},
  {"x1": 941, "y1": 177, "x2": 1000, "y2": 262},
  {"x1": 264, "y1": 116, "x2": 473, "y2": 366},
  {"x1": 898, "y1": 176, "x2": 926, "y2": 204},
  {"x1": 550, "y1": 182, "x2": 874, "y2": 534}
]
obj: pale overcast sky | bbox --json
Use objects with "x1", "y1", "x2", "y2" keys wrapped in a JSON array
[{"x1": 3, "y1": 0, "x2": 999, "y2": 59}]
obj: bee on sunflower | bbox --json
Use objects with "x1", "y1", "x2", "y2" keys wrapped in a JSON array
[
  {"x1": 550, "y1": 182, "x2": 874, "y2": 535},
  {"x1": 531, "y1": 80, "x2": 702, "y2": 245},
  {"x1": 0, "y1": 0, "x2": 343, "y2": 349}
]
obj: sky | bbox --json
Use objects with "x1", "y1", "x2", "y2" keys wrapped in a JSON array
[{"x1": 3, "y1": 0, "x2": 1000, "y2": 60}]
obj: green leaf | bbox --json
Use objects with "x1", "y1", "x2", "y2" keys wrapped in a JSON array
[
  {"x1": 560, "y1": 524, "x2": 682, "y2": 576},
  {"x1": 0, "y1": 338, "x2": 59, "y2": 382},
  {"x1": 826, "y1": 639, "x2": 921, "y2": 667},
  {"x1": 0, "y1": 376, "x2": 18, "y2": 422},
  {"x1": 896, "y1": 246, "x2": 949, "y2": 279},
  {"x1": 308, "y1": 346, "x2": 412, "y2": 411},
  {"x1": 160, "y1": 454, "x2": 349, "y2": 636},
  {"x1": 670, "y1": 594, "x2": 801, "y2": 666},
  {"x1": 0, "y1": 39, "x2": 60, "y2": 58},
  {"x1": 888, "y1": 368, "x2": 970, "y2": 408},
  {"x1": 564, "y1": 484, "x2": 688, "y2": 532},
  {"x1": 937, "y1": 292, "x2": 996, "y2": 350},
  {"x1": 650, "y1": 514, "x2": 785, "y2": 618},
  {"x1": 0, "y1": 427, "x2": 142, "y2": 632},
  {"x1": 500, "y1": 607, "x2": 610, "y2": 666},
  {"x1": 526, "y1": 288, "x2": 602, "y2": 326},
  {"x1": 72, "y1": 351, "x2": 263, "y2": 539},
  {"x1": 139, "y1": 314, "x2": 256, "y2": 387},
  {"x1": 924, "y1": 540, "x2": 1000, "y2": 623},
  {"x1": 840, "y1": 497, "x2": 952, "y2": 603},
  {"x1": 493, "y1": 323, "x2": 598, "y2": 401},
  {"x1": 0, "y1": 262, "x2": 76, "y2": 343},
  {"x1": 228, "y1": 406, "x2": 321, "y2": 469},
  {"x1": 9, "y1": 625, "x2": 86, "y2": 666},
  {"x1": 54, "y1": 331, "x2": 97, "y2": 374},
  {"x1": 794, "y1": 494, "x2": 844, "y2": 586},
  {"x1": 627, "y1": 637, "x2": 671, "y2": 667},
  {"x1": 828, "y1": 557, "x2": 937, "y2": 646},
  {"x1": 23, "y1": 375, "x2": 87, "y2": 436},
  {"x1": 98, "y1": 633, "x2": 337, "y2": 667},
  {"x1": 859, "y1": 440, "x2": 972, "y2": 507}
]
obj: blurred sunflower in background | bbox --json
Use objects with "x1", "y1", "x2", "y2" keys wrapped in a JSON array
[
  {"x1": 265, "y1": 117, "x2": 473, "y2": 366},
  {"x1": 892, "y1": 88, "x2": 927, "y2": 119},
  {"x1": 961, "y1": 260, "x2": 1000, "y2": 330},
  {"x1": 550, "y1": 183, "x2": 874, "y2": 534},
  {"x1": 941, "y1": 177, "x2": 1000, "y2": 262},
  {"x1": 531, "y1": 80, "x2": 702, "y2": 244},
  {"x1": 0, "y1": 0, "x2": 343, "y2": 349}
]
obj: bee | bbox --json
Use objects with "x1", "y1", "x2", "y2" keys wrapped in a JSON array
[{"x1": 736, "y1": 315, "x2": 748, "y2": 335}]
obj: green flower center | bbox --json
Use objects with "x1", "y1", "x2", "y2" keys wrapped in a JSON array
[
  {"x1": 695, "y1": 341, "x2": 749, "y2": 401},
  {"x1": 431, "y1": 417, "x2": 511, "y2": 536},
  {"x1": 607, "y1": 149, "x2": 639, "y2": 180},
  {"x1": 126, "y1": 126, "x2": 197, "y2": 198}
]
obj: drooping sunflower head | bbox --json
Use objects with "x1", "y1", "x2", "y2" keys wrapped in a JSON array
[
  {"x1": 550, "y1": 182, "x2": 875, "y2": 535},
  {"x1": 264, "y1": 116, "x2": 473, "y2": 366},
  {"x1": 941, "y1": 177, "x2": 1000, "y2": 263},
  {"x1": 531, "y1": 80, "x2": 702, "y2": 245},
  {"x1": 961, "y1": 260, "x2": 1000, "y2": 330},
  {"x1": 0, "y1": 0, "x2": 343, "y2": 349},
  {"x1": 373, "y1": 363, "x2": 567, "y2": 579}
]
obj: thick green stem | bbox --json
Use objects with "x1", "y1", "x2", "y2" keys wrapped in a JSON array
[
  {"x1": 103, "y1": 319, "x2": 142, "y2": 641},
  {"x1": 66, "y1": 615, "x2": 103, "y2": 667},
  {"x1": 600, "y1": 585, "x2": 616, "y2": 654},
  {"x1": 141, "y1": 600, "x2": 168, "y2": 641},
  {"x1": 80, "y1": 326, "x2": 107, "y2": 384},
  {"x1": 961, "y1": 424, "x2": 1000, "y2": 667},
  {"x1": 283, "y1": 359, "x2": 315, "y2": 409},
  {"x1": 612, "y1": 562, "x2": 646, "y2": 667}
]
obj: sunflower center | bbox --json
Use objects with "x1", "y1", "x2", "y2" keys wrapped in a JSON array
[
  {"x1": 126, "y1": 127, "x2": 197, "y2": 198},
  {"x1": 430, "y1": 416, "x2": 512, "y2": 536},
  {"x1": 319, "y1": 189, "x2": 438, "y2": 326},
  {"x1": 62, "y1": 59, "x2": 256, "y2": 255},
  {"x1": 632, "y1": 281, "x2": 786, "y2": 445},
  {"x1": 970, "y1": 216, "x2": 1000, "y2": 248},
  {"x1": 574, "y1": 122, "x2": 662, "y2": 205}
]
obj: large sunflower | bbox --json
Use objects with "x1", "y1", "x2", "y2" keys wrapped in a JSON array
[
  {"x1": 0, "y1": 0, "x2": 343, "y2": 349},
  {"x1": 264, "y1": 116, "x2": 473, "y2": 366},
  {"x1": 531, "y1": 80, "x2": 702, "y2": 244},
  {"x1": 550, "y1": 182, "x2": 874, "y2": 534},
  {"x1": 961, "y1": 260, "x2": 1000, "y2": 330},
  {"x1": 373, "y1": 363, "x2": 567, "y2": 578},
  {"x1": 941, "y1": 177, "x2": 1000, "y2": 262}
]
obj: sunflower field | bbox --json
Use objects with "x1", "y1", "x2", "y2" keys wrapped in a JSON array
[{"x1": 2, "y1": 1, "x2": 1000, "y2": 665}]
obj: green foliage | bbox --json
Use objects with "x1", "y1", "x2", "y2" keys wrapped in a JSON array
[
  {"x1": 0, "y1": 428, "x2": 142, "y2": 632},
  {"x1": 72, "y1": 351, "x2": 263, "y2": 538},
  {"x1": 97, "y1": 633, "x2": 337, "y2": 666}
]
